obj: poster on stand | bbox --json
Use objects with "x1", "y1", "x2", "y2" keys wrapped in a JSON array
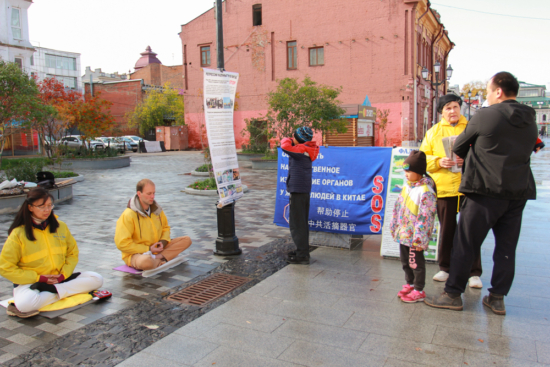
[
  {"x1": 274, "y1": 146, "x2": 392, "y2": 235},
  {"x1": 379, "y1": 147, "x2": 440, "y2": 261},
  {"x1": 203, "y1": 68, "x2": 243, "y2": 207}
]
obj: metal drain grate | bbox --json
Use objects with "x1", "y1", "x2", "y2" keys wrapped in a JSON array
[{"x1": 166, "y1": 273, "x2": 250, "y2": 306}]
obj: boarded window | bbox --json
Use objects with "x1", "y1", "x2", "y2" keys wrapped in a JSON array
[
  {"x1": 201, "y1": 46, "x2": 211, "y2": 67},
  {"x1": 253, "y1": 4, "x2": 262, "y2": 26},
  {"x1": 309, "y1": 47, "x2": 324, "y2": 66},
  {"x1": 287, "y1": 41, "x2": 297, "y2": 70}
]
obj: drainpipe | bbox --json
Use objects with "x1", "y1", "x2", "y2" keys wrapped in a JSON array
[{"x1": 413, "y1": 2, "x2": 430, "y2": 145}]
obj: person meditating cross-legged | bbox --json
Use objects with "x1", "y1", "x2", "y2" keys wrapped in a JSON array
[
  {"x1": 115, "y1": 179, "x2": 192, "y2": 270},
  {"x1": 0, "y1": 188, "x2": 104, "y2": 318}
]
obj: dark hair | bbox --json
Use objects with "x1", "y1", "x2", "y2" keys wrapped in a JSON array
[
  {"x1": 8, "y1": 188, "x2": 59, "y2": 241},
  {"x1": 490, "y1": 72, "x2": 519, "y2": 97}
]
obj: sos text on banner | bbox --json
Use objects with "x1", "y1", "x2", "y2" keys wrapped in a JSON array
[
  {"x1": 202, "y1": 68, "x2": 244, "y2": 207},
  {"x1": 274, "y1": 146, "x2": 392, "y2": 235}
]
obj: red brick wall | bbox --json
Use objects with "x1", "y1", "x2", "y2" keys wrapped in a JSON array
[
  {"x1": 84, "y1": 80, "x2": 144, "y2": 136},
  {"x1": 130, "y1": 64, "x2": 184, "y2": 89}
]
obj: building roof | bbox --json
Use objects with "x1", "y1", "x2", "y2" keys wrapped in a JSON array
[
  {"x1": 134, "y1": 46, "x2": 162, "y2": 71},
  {"x1": 519, "y1": 81, "x2": 546, "y2": 89}
]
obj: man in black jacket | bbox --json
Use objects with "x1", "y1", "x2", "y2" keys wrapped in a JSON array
[{"x1": 425, "y1": 72, "x2": 538, "y2": 315}]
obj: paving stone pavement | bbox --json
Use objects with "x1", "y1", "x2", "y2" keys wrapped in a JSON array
[
  {"x1": 117, "y1": 142, "x2": 550, "y2": 367},
  {"x1": 0, "y1": 151, "x2": 288, "y2": 364}
]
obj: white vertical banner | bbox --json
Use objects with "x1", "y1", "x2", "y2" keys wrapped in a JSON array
[{"x1": 203, "y1": 68, "x2": 243, "y2": 207}]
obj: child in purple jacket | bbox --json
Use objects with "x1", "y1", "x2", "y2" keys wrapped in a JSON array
[{"x1": 390, "y1": 150, "x2": 437, "y2": 303}]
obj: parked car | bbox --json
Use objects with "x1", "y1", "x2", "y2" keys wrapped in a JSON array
[
  {"x1": 59, "y1": 135, "x2": 105, "y2": 150},
  {"x1": 96, "y1": 137, "x2": 126, "y2": 152},
  {"x1": 118, "y1": 137, "x2": 138, "y2": 152},
  {"x1": 124, "y1": 135, "x2": 148, "y2": 144}
]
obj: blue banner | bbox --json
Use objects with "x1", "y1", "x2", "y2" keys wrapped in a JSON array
[{"x1": 274, "y1": 146, "x2": 392, "y2": 235}]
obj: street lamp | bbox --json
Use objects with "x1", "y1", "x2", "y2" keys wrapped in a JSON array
[
  {"x1": 468, "y1": 91, "x2": 472, "y2": 120},
  {"x1": 422, "y1": 63, "x2": 453, "y2": 124}
]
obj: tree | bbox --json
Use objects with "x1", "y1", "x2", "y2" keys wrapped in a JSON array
[
  {"x1": 36, "y1": 77, "x2": 82, "y2": 157},
  {"x1": 376, "y1": 109, "x2": 392, "y2": 147},
  {"x1": 266, "y1": 76, "x2": 347, "y2": 142},
  {"x1": 58, "y1": 93, "x2": 115, "y2": 143},
  {"x1": 461, "y1": 80, "x2": 488, "y2": 99},
  {"x1": 126, "y1": 82, "x2": 185, "y2": 135},
  {"x1": 0, "y1": 60, "x2": 53, "y2": 165}
]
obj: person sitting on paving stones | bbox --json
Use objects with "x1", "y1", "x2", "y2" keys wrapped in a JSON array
[
  {"x1": 390, "y1": 151, "x2": 437, "y2": 303},
  {"x1": 281, "y1": 126, "x2": 320, "y2": 265},
  {"x1": 115, "y1": 178, "x2": 192, "y2": 270},
  {"x1": 0, "y1": 188, "x2": 104, "y2": 318}
]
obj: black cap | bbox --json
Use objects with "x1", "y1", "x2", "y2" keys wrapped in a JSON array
[
  {"x1": 437, "y1": 94, "x2": 462, "y2": 114},
  {"x1": 403, "y1": 150, "x2": 427, "y2": 176}
]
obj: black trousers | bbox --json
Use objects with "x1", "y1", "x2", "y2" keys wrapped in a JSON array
[
  {"x1": 289, "y1": 193, "x2": 311, "y2": 258},
  {"x1": 400, "y1": 245, "x2": 426, "y2": 291},
  {"x1": 437, "y1": 196, "x2": 483, "y2": 276},
  {"x1": 445, "y1": 194, "x2": 527, "y2": 296}
]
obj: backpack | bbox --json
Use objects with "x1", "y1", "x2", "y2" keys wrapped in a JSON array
[{"x1": 36, "y1": 171, "x2": 56, "y2": 189}]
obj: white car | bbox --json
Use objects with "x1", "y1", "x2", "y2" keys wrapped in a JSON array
[
  {"x1": 124, "y1": 135, "x2": 148, "y2": 143},
  {"x1": 96, "y1": 137, "x2": 126, "y2": 152},
  {"x1": 59, "y1": 135, "x2": 105, "y2": 150}
]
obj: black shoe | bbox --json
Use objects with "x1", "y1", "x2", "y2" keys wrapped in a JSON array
[
  {"x1": 424, "y1": 291, "x2": 463, "y2": 311},
  {"x1": 483, "y1": 293, "x2": 506, "y2": 315},
  {"x1": 286, "y1": 252, "x2": 310, "y2": 265}
]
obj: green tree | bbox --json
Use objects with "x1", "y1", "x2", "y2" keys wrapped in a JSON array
[
  {"x1": 126, "y1": 82, "x2": 185, "y2": 135},
  {"x1": 0, "y1": 61, "x2": 53, "y2": 165},
  {"x1": 266, "y1": 76, "x2": 347, "y2": 142}
]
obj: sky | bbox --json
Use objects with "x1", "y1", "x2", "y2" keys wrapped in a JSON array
[{"x1": 28, "y1": 0, "x2": 550, "y2": 89}]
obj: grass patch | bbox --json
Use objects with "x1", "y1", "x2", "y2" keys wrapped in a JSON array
[
  {"x1": 195, "y1": 164, "x2": 213, "y2": 173},
  {"x1": 51, "y1": 171, "x2": 79, "y2": 178},
  {"x1": 0, "y1": 157, "x2": 50, "y2": 170},
  {"x1": 188, "y1": 177, "x2": 217, "y2": 190}
]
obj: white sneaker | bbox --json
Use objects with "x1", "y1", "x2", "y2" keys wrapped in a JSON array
[
  {"x1": 468, "y1": 276, "x2": 483, "y2": 289},
  {"x1": 433, "y1": 271, "x2": 449, "y2": 282}
]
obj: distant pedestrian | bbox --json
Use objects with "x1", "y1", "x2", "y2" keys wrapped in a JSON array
[
  {"x1": 424, "y1": 72, "x2": 538, "y2": 315},
  {"x1": 391, "y1": 151, "x2": 437, "y2": 303},
  {"x1": 281, "y1": 127, "x2": 319, "y2": 265},
  {"x1": 420, "y1": 94, "x2": 483, "y2": 289}
]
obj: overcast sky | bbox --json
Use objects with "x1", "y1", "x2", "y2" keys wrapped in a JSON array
[{"x1": 28, "y1": 0, "x2": 550, "y2": 89}]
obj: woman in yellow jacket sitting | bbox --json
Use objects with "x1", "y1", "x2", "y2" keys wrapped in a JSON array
[
  {"x1": 0, "y1": 188, "x2": 103, "y2": 318},
  {"x1": 420, "y1": 94, "x2": 483, "y2": 289}
]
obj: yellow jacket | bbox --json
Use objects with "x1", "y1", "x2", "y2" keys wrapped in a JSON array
[
  {"x1": 0, "y1": 220, "x2": 78, "y2": 285},
  {"x1": 114, "y1": 196, "x2": 171, "y2": 265},
  {"x1": 420, "y1": 115, "x2": 468, "y2": 198}
]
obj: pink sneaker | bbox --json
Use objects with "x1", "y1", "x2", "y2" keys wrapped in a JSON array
[
  {"x1": 401, "y1": 290, "x2": 426, "y2": 303},
  {"x1": 397, "y1": 284, "x2": 414, "y2": 298}
]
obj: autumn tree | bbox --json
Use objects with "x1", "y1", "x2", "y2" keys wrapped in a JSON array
[
  {"x1": 0, "y1": 60, "x2": 53, "y2": 165},
  {"x1": 266, "y1": 76, "x2": 347, "y2": 142},
  {"x1": 36, "y1": 77, "x2": 82, "y2": 156},
  {"x1": 375, "y1": 109, "x2": 392, "y2": 147},
  {"x1": 461, "y1": 80, "x2": 488, "y2": 99},
  {"x1": 126, "y1": 82, "x2": 185, "y2": 135},
  {"x1": 58, "y1": 93, "x2": 115, "y2": 144}
]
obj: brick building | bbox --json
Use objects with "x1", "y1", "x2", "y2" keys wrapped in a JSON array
[{"x1": 180, "y1": 0, "x2": 453, "y2": 148}]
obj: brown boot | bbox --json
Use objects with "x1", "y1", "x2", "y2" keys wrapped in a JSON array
[
  {"x1": 6, "y1": 304, "x2": 39, "y2": 318},
  {"x1": 483, "y1": 293, "x2": 506, "y2": 315},
  {"x1": 424, "y1": 291, "x2": 463, "y2": 311}
]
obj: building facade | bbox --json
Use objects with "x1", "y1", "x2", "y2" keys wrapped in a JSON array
[
  {"x1": 179, "y1": 0, "x2": 453, "y2": 149},
  {"x1": 31, "y1": 47, "x2": 82, "y2": 91},
  {"x1": 0, "y1": 0, "x2": 34, "y2": 70},
  {"x1": 517, "y1": 82, "x2": 550, "y2": 132},
  {"x1": 82, "y1": 67, "x2": 128, "y2": 85}
]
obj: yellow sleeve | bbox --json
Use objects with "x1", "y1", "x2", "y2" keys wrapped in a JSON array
[
  {"x1": 115, "y1": 211, "x2": 150, "y2": 255},
  {"x1": 60, "y1": 227, "x2": 79, "y2": 279},
  {"x1": 160, "y1": 211, "x2": 171, "y2": 243},
  {"x1": 420, "y1": 130, "x2": 441, "y2": 173},
  {"x1": 0, "y1": 234, "x2": 40, "y2": 285}
]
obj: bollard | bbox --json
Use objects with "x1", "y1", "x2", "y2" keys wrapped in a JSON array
[{"x1": 213, "y1": 201, "x2": 241, "y2": 256}]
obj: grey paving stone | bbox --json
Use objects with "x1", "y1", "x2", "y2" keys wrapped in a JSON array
[
  {"x1": 537, "y1": 340, "x2": 550, "y2": 364},
  {"x1": 409, "y1": 306, "x2": 503, "y2": 335},
  {"x1": 383, "y1": 358, "x2": 430, "y2": 367},
  {"x1": 278, "y1": 339, "x2": 386, "y2": 367},
  {"x1": 267, "y1": 299, "x2": 355, "y2": 327},
  {"x1": 222, "y1": 292, "x2": 283, "y2": 313},
  {"x1": 501, "y1": 318, "x2": 550, "y2": 343},
  {"x1": 198, "y1": 304, "x2": 286, "y2": 333},
  {"x1": 116, "y1": 351, "x2": 191, "y2": 367},
  {"x1": 173, "y1": 315, "x2": 219, "y2": 339},
  {"x1": 331, "y1": 295, "x2": 417, "y2": 320},
  {"x1": 194, "y1": 346, "x2": 299, "y2": 367},
  {"x1": 463, "y1": 349, "x2": 550, "y2": 367},
  {"x1": 136, "y1": 334, "x2": 219, "y2": 365},
  {"x1": 359, "y1": 333, "x2": 465, "y2": 367},
  {"x1": 273, "y1": 318, "x2": 367, "y2": 351},
  {"x1": 264, "y1": 285, "x2": 342, "y2": 306},
  {"x1": 432, "y1": 325, "x2": 538, "y2": 361},
  {"x1": 199, "y1": 323, "x2": 295, "y2": 359}
]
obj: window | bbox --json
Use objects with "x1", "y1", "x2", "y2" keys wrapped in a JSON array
[
  {"x1": 519, "y1": 90, "x2": 539, "y2": 97},
  {"x1": 47, "y1": 74, "x2": 77, "y2": 89},
  {"x1": 201, "y1": 46, "x2": 211, "y2": 66},
  {"x1": 287, "y1": 41, "x2": 297, "y2": 69},
  {"x1": 544, "y1": 115, "x2": 547, "y2": 122},
  {"x1": 253, "y1": 4, "x2": 262, "y2": 26},
  {"x1": 309, "y1": 47, "x2": 324, "y2": 66},
  {"x1": 30, "y1": 55, "x2": 34, "y2": 66},
  {"x1": 14, "y1": 58, "x2": 22, "y2": 69},
  {"x1": 11, "y1": 8, "x2": 21, "y2": 40},
  {"x1": 45, "y1": 54, "x2": 77, "y2": 70}
]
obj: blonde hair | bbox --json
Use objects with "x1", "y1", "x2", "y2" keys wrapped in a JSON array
[{"x1": 136, "y1": 179, "x2": 155, "y2": 192}]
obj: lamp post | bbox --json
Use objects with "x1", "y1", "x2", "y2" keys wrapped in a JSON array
[
  {"x1": 468, "y1": 91, "x2": 472, "y2": 120},
  {"x1": 422, "y1": 62, "x2": 453, "y2": 124}
]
